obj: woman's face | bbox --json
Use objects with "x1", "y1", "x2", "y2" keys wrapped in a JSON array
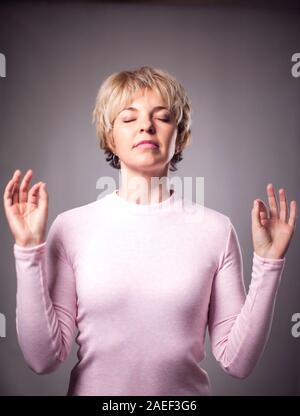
[{"x1": 110, "y1": 88, "x2": 178, "y2": 175}]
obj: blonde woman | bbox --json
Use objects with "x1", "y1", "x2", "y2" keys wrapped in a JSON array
[{"x1": 3, "y1": 66, "x2": 298, "y2": 396}]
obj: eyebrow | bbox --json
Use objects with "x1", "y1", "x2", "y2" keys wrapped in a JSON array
[{"x1": 121, "y1": 106, "x2": 169, "y2": 112}]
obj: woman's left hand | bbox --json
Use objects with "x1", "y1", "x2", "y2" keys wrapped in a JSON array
[{"x1": 251, "y1": 184, "x2": 298, "y2": 260}]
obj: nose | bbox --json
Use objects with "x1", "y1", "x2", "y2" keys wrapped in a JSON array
[{"x1": 139, "y1": 115, "x2": 155, "y2": 134}]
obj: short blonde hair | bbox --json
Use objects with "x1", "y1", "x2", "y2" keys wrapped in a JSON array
[{"x1": 92, "y1": 66, "x2": 192, "y2": 171}]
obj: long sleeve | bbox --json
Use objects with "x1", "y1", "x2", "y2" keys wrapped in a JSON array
[
  {"x1": 11, "y1": 189, "x2": 288, "y2": 395},
  {"x1": 208, "y1": 220, "x2": 285, "y2": 379},
  {"x1": 13, "y1": 214, "x2": 77, "y2": 374}
]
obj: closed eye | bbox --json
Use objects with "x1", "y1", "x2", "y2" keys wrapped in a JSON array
[{"x1": 123, "y1": 118, "x2": 170, "y2": 123}]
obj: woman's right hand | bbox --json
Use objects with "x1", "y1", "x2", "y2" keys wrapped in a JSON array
[{"x1": 3, "y1": 169, "x2": 48, "y2": 247}]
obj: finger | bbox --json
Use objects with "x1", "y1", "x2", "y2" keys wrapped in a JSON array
[
  {"x1": 288, "y1": 200, "x2": 298, "y2": 229},
  {"x1": 252, "y1": 199, "x2": 263, "y2": 228},
  {"x1": 258, "y1": 199, "x2": 269, "y2": 226},
  {"x1": 38, "y1": 182, "x2": 48, "y2": 210},
  {"x1": 12, "y1": 169, "x2": 23, "y2": 205},
  {"x1": 3, "y1": 170, "x2": 22, "y2": 208},
  {"x1": 278, "y1": 188, "x2": 288, "y2": 223},
  {"x1": 28, "y1": 182, "x2": 48, "y2": 210},
  {"x1": 267, "y1": 183, "x2": 279, "y2": 219},
  {"x1": 258, "y1": 198, "x2": 269, "y2": 215},
  {"x1": 28, "y1": 182, "x2": 43, "y2": 205},
  {"x1": 12, "y1": 182, "x2": 20, "y2": 205},
  {"x1": 19, "y1": 169, "x2": 33, "y2": 203},
  {"x1": 259, "y1": 206, "x2": 268, "y2": 220}
]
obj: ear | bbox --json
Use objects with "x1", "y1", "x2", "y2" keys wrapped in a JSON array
[{"x1": 175, "y1": 140, "x2": 181, "y2": 154}]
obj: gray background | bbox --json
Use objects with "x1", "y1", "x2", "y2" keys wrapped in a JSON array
[{"x1": 0, "y1": 0, "x2": 299, "y2": 395}]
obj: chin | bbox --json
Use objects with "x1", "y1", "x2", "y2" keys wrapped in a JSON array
[{"x1": 128, "y1": 161, "x2": 167, "y2": 175}]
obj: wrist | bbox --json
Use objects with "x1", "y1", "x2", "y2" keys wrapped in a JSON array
[
  {"x1": 15, "y1": 239, "x2": 46, "y2": 248},
  {"x1": 254, "y1": 251, "x2": 284, "y2": 260}
]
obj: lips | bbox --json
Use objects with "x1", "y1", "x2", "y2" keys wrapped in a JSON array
[{"x1": 134, "y1": 140, "x2": 159, "y2": 148}]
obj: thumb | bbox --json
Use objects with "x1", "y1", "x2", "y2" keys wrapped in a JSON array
[
  {"x1": 39, "y1": 183, "x2": 48, "y2": 208},
  {"x1": 251, "y1": 199, "x2": 262, "y2": 229}
]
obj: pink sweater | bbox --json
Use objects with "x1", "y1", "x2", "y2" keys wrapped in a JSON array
[{"x1": 13, "y1": 189, "x2": 285, "y2": 396}]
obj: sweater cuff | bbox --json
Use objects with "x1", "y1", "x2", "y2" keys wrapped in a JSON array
[
  {"x1": 14, "y1": 241, "x2": 47, "y2": 259},
  {"x1": 253, "y1": 251, "x2": 286, "y2": 269}
]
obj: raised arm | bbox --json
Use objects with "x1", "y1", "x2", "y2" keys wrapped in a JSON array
[
  {"x1": 208, "y1": 184, "x2": 297, "y2": 379},
  {"x1": 3, "y1": 169, "x2": 77, "y2": 374}
]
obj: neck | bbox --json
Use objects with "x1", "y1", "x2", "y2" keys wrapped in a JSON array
[{"x1": 117, "y1": 164, "x2": 172, "y2": 205}]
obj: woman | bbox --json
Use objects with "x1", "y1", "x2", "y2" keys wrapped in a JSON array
[{"x1": 3, "y1": 66, "x2": 298, "y2": 396}]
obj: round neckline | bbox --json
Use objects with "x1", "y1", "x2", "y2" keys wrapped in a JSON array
[{"x1": 110, "y1": 188, "x2": 177, "y2": 215}]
